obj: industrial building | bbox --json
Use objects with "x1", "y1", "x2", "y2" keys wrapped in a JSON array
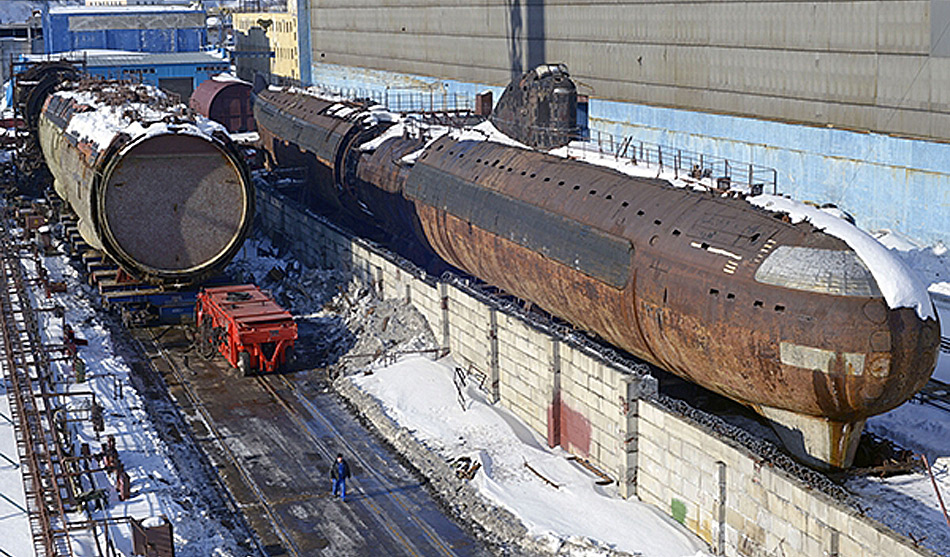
[
  {"x1": 42, "y1": 3, "x2": 207, "y2": 55},
  {"x1": 0, "y1": 21, "x2": 42, "y2": 86},
  {"x1": 21, "y1": 50, "x2": 228, "y2": 101},
  {"x1": 232, "y1": 0, "x2": 310, "y2": 84},
  {"x1": 305, "y1": 0, "x2": 950, "y2": 246},
  {"x1": 84, "y1": 0, "x2": 190, "y2": 5}
]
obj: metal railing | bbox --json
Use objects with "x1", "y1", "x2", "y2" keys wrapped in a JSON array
[
  {"x1": 298, "y1": 84, "x2": 777, "y2": 193},
  {"x1": 307, "y1": 84, "x2": 475, "y2": 115},
  {"x1": 572, "y1": 129, "x2": 779, "y2": 194}
]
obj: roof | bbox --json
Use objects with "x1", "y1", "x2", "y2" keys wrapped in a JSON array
[
  {"x1": 50, "y1": 6, "x2": 204, "y2": 15},
  {"x1": 25, "y1": 50, "x2": 228, "y2": 68},
  {"x1": 190, "y1": 77, "x2": 251, "y2": 115}
]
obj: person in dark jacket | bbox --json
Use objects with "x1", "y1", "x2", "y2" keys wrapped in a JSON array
[{"x1": 330, "y1": 453, "x2": 351, "y2": 501}]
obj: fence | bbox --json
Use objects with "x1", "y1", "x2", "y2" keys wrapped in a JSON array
[
  {"x1": 316, "y1": 85, "x2": 779, "y2": 194},
  {"x1": 577, "y1": 129, "x2": 779, "y2": 194}
]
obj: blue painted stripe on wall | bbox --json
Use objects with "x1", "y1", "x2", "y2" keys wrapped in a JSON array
[{"x1": 312, "y1": 62, "x2": 950, "y2": 246}]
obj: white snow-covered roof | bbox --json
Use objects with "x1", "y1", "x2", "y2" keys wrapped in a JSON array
[
  {"x1": 24, "y1": 49, "x2": 228, "y2": 67},
  {"x1": 211, "y1": 72, "x2": 249, "y2": 84}
]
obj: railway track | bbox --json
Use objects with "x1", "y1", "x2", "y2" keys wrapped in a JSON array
[
  {"x1": 916, "y1": 379, "x2": 950, "y2": 413},
  {"x1": 134, "y1": 324, "x2": 487, "y2": 557},
  {"x1": 134, "y1": 328, "x2": 282, "y2": 556},
  {"x1": 254, "y1": 372, "x2": 463, "y2": 557},
  {"x1": 0, "y1": 239, "x2": 75, "y2": 556}
]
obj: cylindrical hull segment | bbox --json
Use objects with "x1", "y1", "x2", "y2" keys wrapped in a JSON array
[{"x1": 37, "y1": 84, "x2": 253, "y2": 285}]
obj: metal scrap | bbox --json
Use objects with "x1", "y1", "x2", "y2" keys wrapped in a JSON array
[
  {"x1": 452, "y1": 456, "x2": 481, "y2": 480},
  {"x1": 524, "y1": 459, "x2": 559, "y2": 489},
  {"x1": 567, "y1": 455, "x2": 613, "y2": 485}
]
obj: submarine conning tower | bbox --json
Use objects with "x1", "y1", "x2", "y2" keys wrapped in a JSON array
[
  {"x1": 489, "y1": 64, "x2": 580, "y2": 150},
  {"x1": 251, "y1": 65, "x2": 940, "y2": 471}
]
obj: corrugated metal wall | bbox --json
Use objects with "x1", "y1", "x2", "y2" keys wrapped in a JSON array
[{"x1": 311, "y1": 0, "x2": 950, "y2": 143}]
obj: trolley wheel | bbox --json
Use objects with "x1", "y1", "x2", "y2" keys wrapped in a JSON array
[
  {"x1": 237, "y1": 351, "x2": 251, "y2": 376},
  {"x1": 282, "y1": 345, "x2": 295, "y2": 371},
  {"x1": 197, "y1": 317, "x2": 215, "y2": 359}
]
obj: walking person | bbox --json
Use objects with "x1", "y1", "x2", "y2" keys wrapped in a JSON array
[{"x1": 330, "y1": 453, "x2": 351, "y2": 501}]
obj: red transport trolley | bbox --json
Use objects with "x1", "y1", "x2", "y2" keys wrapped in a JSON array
[{"x1": 196, "y1": 284, "x2": 298, "y2": 375}]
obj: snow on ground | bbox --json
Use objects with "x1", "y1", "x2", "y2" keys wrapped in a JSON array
[
  {"x1": 831, "y1": 232, "x2": 950, "y2": 554},
  {"x1": 2, "y1": 241, "x2": 248, "y2": 556},
  {"x1": 853, "y1": 401, "x2": 950, "y2": 553},
  {"x1": 0, "y1": 381, "x2": 34, "y2": 557},
  {"x1": 875, "y1": 230, "x2": 950, "y2": 383},
  {"x1": 352, "y1": 356, "x2": 711, "y2": 557}
]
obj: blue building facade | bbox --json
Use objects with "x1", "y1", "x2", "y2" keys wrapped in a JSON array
[
  {"x1": 43, "y1": 5, "x2": 206, "y2": 55},
  {"x1": 20, "y1": 51, "x2": 228, "y2": 102}
]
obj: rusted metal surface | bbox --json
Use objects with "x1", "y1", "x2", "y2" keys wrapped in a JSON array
[
  {"x1": 14, "y1": 61, "x2": 82, "y2": 133},
  {"x1": 407, "y1": 138, "x2": 635, "y2": 289},
  {"x1": 0, "y1": 239, "x2": 74, "y2": 555},
  {"x1": 131, "y1": 516, "x2": 175, "y2": 557},
  {"x1": 489, "y1": 65, "x2": 579, "y2": 150},
  {"x1": 253, "y1": 74, "x2": 940, "y2": 469},
  {"x1": 408, "y1": 140, "x2": 938, "y2": 421},
  {"x1": 28, "y1": 75, "x2": 254, "y2": 285},
  {"x1": 254, "y1": 90, "x2": 444, "y2": 266},
  {"x1": 189, "y1": 78, "x2": 256, "y2": 133},
  {"x1": 254, "y1": 89, "x2": 366, "y2": 184}
]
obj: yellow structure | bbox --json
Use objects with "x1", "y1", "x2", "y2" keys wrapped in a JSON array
[{"x1": 232, "y1": 0, "x2": 300, "y2": 83}]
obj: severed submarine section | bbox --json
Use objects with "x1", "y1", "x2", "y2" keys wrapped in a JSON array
[
  {"x1": 254, "y1": 65, "x2": 940, "y2": 470},
  {"x1": 16, "y1": 63, "x2": 254, "y2": 286}
]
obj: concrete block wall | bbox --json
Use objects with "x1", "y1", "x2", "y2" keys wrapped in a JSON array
[
  {"x1": 255, "y1": 187, "x2": 637, "y2": 492},
  {"x1": 493, "y1": 313, "x2": 553, "y2": 439},
  {"x1": 443, "y1": 283, "x2": 493, "y2": 383},
  {"x1": 556, "y1": 342, "x2": 625, "y2": 475},
  {"x1": 256, "y1": 187, "x2": 935, "y2": 557},
  {"x1": 636, "y1": 402, "x2": 937, "y2": 557}
]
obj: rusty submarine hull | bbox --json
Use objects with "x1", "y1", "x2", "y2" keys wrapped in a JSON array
[
  {"x1": 253, "y1": 66, "x2": 940, "y2": 469},
  {"x1": 16, "y1": 63, "x2": 254, "y2": 285}
]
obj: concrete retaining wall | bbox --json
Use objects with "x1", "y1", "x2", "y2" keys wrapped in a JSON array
[
  {"x1": 255, "y1": 186, "x2": 937, "y2": 557},
  {"x1": 637, "y1": 402, "x2": 937, "y2": 557}
]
